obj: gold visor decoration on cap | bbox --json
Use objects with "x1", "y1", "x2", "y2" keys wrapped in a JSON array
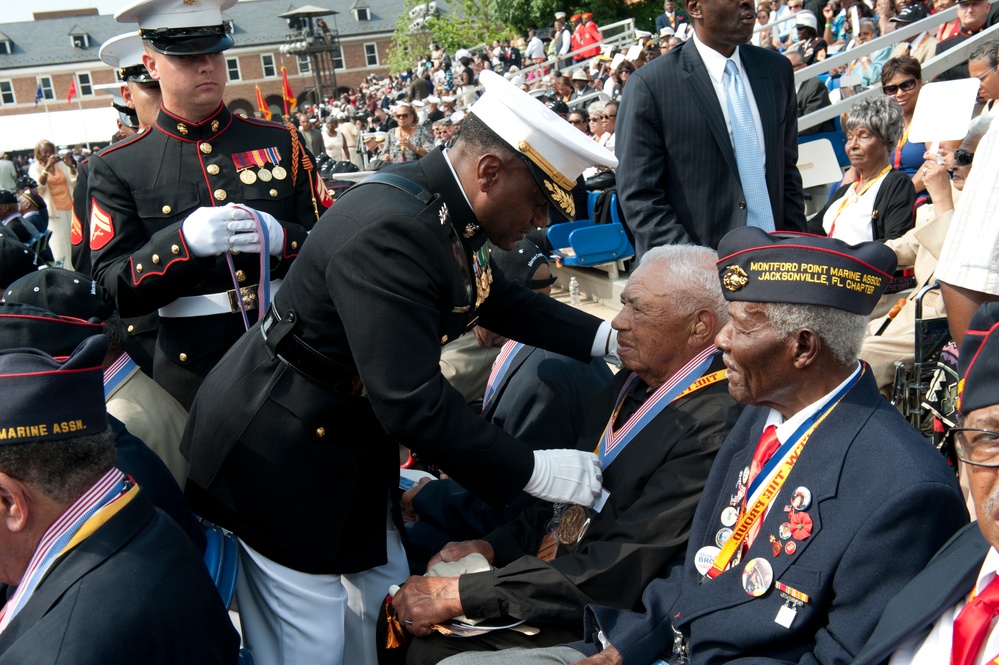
[{"x1": 517, "y1": 140, "x2": 576, "y2": 190}]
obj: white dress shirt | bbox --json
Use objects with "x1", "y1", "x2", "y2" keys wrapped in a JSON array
[
  {"x1": 889, "y1": 547, "x2": 999, "y2": 665},
  {"x1": 691, "y1": 32, "x2": 767, "y2": 168}
]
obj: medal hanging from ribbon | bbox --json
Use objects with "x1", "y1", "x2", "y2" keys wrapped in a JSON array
[
  {"x1": 231, "y1": 147, "x2": 287, "y2": 184},
  {"x1": 544, "y1": 348, "x2": 725, "y2": 553},
  {"x1": 227, "y1": 204, "x2": 272, "y2": 330},
  {"x1": 704, "y1": 366, "x2": 865, "y2": 580}
]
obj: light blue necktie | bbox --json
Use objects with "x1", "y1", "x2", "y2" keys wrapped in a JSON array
[{"x1": 724, "y1": 59, "x2": 775, "y2": 232}]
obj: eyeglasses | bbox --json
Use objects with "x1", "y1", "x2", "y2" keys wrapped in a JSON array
[
  {"x1": 954, "y1": 148, "x2": 975, "y2": 166},
  {"x1": 882, "y1": 77, "x2": 919, "y2": 95},
  {"x1": 570, "y1": 118, "x2": 587, "y2": 125},
  {"x1": 601, "y1": 114, "x2": 617, "y2": 119},
  {"x1": 588, "y1": 117, "x2": 600, "y2": 122},
  {"x1": 947, "y1": 428, "x2": 999, "y2": 467},
  {"x1": 788, "y1": 3, "x2": 802, "y2": 7},
  {"x1": 975, "y1": 66, "x2": 997, "y2": 83},
  {"x1": 393, "y1": 113, "x2": 411, "y2": 119}
]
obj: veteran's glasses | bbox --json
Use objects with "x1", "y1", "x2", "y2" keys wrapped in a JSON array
[{"x1": 948, "y1": 428, "x2": 999, "y2": 467}]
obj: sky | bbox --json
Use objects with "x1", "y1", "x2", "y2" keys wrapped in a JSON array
[{"x1": 8, "y1": 1, "x2": 163, "y2": 23}]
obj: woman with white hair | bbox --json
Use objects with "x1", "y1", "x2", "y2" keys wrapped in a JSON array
[{"x1": 808, "y1": 96, "x2": 915, "y2": 243}]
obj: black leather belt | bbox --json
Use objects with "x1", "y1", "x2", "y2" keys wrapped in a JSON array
[{"x1": 260, "y1": 306, "x2": 365, "y2": 397}]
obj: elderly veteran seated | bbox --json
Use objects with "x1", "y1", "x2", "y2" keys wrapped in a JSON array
[
  {"x1": 852, "y1": 302, "x2": 999, "y2": 665},
  {"x1": 393, "y1": 245, "x2": 743, "y2": 664},
  {"x1": 409, "y1": 240, "x2": 613, "y2": 571},
  {"x1": 861, "y1": 114, "x2": 993, "y2": 396},
  {"x1": 808, "y1": 96, "x2": 916, "y2": 245},
  {"x1": 0, "y1": 336, "x2": 237, "y2": 663},
  {"x1": 440, "y1": 227, "x2": 968, "y2": 665}
]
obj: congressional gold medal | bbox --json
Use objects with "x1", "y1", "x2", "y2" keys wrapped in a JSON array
[
  {"x1": 555, "y1": 505, "x2": 591, "y2": 546},
  {"x1": 257, "y1": 168, "x2": 273, "y2": 182},
  {"x1": 271, "y1": 165, "x2": 288, "y2": 180},
  {"x1": 240, "y1": 170, "x2": 257, "y2": 185}
]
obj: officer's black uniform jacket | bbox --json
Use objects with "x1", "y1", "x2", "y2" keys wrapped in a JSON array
[
  {"x1": 183, "y1": 148, "x2": 603, "y2": 574},
  {"x1": 86, "y1": 103, "x2": 328, "y2": 406}
]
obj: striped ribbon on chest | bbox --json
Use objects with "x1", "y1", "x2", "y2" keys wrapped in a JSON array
[
  {"x1": 0, "y1": 468, "x2": 131, "y2": 634},
  {"x1": 598, "y1": 347, "x2": 721, "y2": 467},
  {"x1": 103, "y1": 353, "x2": 137, "y2": 399},
  {"x1": 480, "y1": 340, "x2": 525, "y2": 414}
]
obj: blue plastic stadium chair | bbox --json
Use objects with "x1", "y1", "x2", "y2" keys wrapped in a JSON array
[
  {"x1": 202, "y1": 523, "x2": 239, "y2": 610},
  {"x1": 548, "y1": 192, "x2": 635, "y2": 268}
]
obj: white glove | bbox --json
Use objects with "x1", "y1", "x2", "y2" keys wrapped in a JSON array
[
  {"x1": 181, "y1": 205, "x2": 252, "y2": 257},
  {"x1": 226, "y1": 208, "x2": 285, "y2": 256},
  {"x1": 523, "y1": 449, "x2": 603, "y2": 507}
]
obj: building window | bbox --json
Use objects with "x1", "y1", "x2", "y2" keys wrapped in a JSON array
[
  {"x1": 38, "y1": 76, "x2": 54, "y2": 100},
  {"x1": 0, "y1": 80, "x2": 14, "y2": 105},
  {"x1": 297, "y1": 54, "x2": 311, "y2": 74},
  {"x1": 226, "y1": 57, "x2": 241, "y2": 81},
  {"x1": 261, "y1": 53, "x2": 276, "y2": 78},
  {"x1": 77, "y1": 72, "x2": 93, "y2": 96},
  {"x1": 354, "y1": 7, "x2": 370, "y2": 20},
  {"x1": 364, "y1": 43, "x2": 379, "y2": 67},
  {"x1": 332, "y1": 48, "x2": 344, "y2": 70}
]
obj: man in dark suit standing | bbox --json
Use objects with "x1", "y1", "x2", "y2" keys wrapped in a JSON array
[
  {"x1": 852, "y1": 302, "x2": 999, "y2": 665},
  {"x1": 617, "y1": 0, "x2": 805, "y2": 258}
]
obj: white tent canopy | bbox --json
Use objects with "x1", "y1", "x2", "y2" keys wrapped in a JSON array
[{"x1": 1, "y1": 107, "x2": 120, "y2": 151}]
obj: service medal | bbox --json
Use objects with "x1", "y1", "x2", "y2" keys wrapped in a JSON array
[
  {"x1": 272, "y1": 165, "x2": 288, "y2": 180},
  {"x1": 257, "y1": 168, "x2": 273, "y2": 182},
  {"x1": 240, "y1": 170, "x2": 257, "y2": 185},
  {"x1": 555, "y1": 505, "x2": 591, "y2": 546}
]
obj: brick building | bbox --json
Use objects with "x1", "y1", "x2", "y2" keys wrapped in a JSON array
[{"x1": 0, "y1": 0, "x2": 404, "y2": 149}]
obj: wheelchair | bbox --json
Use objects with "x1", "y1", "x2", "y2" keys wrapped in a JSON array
[{"x1": 889, "y1": 281, "x2": 960, "y2": 469}]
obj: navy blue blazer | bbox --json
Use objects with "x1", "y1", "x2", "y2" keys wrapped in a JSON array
[
  {"x1": 577, "y1": 368, "x2": 967, "y2": 664},
  {"x1": 616, "y1": 39, "x2": 806, "y2": 257},
  {"x1": 852, "y1": 523, "x2": 990, "y2": 665}
]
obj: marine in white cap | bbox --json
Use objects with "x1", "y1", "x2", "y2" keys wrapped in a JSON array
[
  {"x1": 182, "y1": 67, "x2": 619, "y2": 665},
  {"x1": 84, "y1": 0, "x2": 331, "y2": 410}
]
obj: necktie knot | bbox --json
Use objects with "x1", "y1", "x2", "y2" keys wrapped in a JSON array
[
  {"x1": 724, "y1": 59, "x2": 738, "y2": 78},
  {"x1": 952, "y1": 575, "x2": 999, "y2": 665}
]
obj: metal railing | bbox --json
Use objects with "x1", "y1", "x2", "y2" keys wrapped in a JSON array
[{"x1": 798, "y1": 17, "x2": 999, "y2": 131}]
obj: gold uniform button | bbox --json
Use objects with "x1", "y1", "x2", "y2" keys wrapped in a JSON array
[
  {"x1": 152, "y1": 254, "x2": 160, "y2": 264},
  {"x1": 200, "y1": 143, "x2": 212, "y2": 154},
  {"x1": 316, "y1": 427, "x2": 326, "y2": 438},
  {"x1": 171, "y1": 244, "x2": 180, "y2": 255},
  {"x1": 269, "y1": 189, "x2": 278, "y2": 197},
  {"x1": 179, "y1": 353, "x2": 188, "y2": 362},
  {"x1": 291, "y1": 241, "x2": 298, "y2": 250},
  {"x1": 127, "y1": 325, "x2": 134, "y2": 333},
  {"x1": 207, "y1": 164, "x2": 220, "y2": 175},
  {"x1": 135, "y1": 263, "x2": 142, "y2": 273},
  {"x1": 214, "y1": 189, "x2": 227, "y2": 201},
  {"x1": 236, "y1": 269, "x2": 246, "y2": 283},
  {"x1": 162, "y1": 205, "x2": 172, "y2": 214}
]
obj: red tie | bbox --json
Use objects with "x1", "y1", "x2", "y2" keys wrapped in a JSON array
[
  {"x1": 744, "y1": 425, "x2": 780, "y2": 549},
  {"x1": 952, "y1": 576, "x2": 999, "y2": 665}
]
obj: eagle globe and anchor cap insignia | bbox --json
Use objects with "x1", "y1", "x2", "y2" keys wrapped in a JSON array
[{"x1": 723, "y1": 265, "x2": 749, "y2": 291}]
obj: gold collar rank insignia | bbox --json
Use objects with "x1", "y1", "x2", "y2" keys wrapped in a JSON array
[
  {"x1": 439, "y1": 202, "x2": 449, "y2": 226},
  {"x1": 723, "y1": 265, "x2": 749, "y2": 291}
]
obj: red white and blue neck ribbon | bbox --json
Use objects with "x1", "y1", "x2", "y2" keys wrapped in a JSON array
[
  {"x1": 599, "y1": 346, "x2": 720, "y2": 468},
  {"x1": 103, "y1": 353, "x2": 137, "y2": 400},
  {"x1": 480, "y1": 340, "x2": 525, "y2": 414},
  {"x1": 0, "y1": 468, "x2": 127, "y2": 634}
]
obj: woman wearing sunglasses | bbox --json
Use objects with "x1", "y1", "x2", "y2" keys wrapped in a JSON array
[
  {"x1": 384, "y1": 104, "x2": 435, "y2": 163},
  {"x1": 882, "y1": 56, "x2": 933, "y2": 201}
]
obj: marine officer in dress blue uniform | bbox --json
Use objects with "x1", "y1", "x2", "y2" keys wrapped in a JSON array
[
  {"x1": 87, "y1": 0, "x2": 330, "y2": 408},
  {"x1": 183, "y1": 70, "x2": 619, "y2": 665}
]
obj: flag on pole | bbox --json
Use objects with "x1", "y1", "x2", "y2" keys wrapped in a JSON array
[
  {"x1": 281, "y1": 66, "x2": 296, "y2": 116},
  {"x1": 67, "y1": 80, "x2": 77, "y2": 104},
  {"x1": 34, "y1": 84, "x2": 43, "y2": 108},
  {"x1": 255, "y1": 85, "x2": 271, "y2": 120}
]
